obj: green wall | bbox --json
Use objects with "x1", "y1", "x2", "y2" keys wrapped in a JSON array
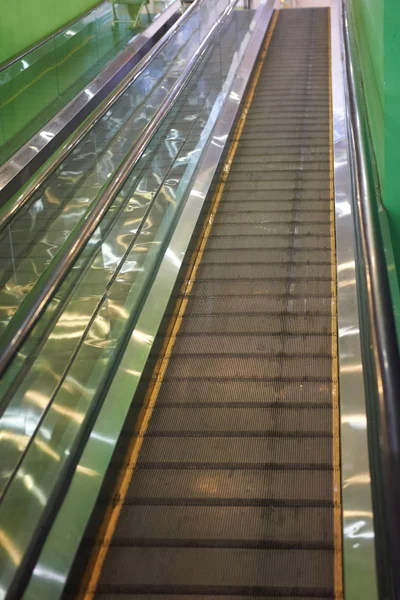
[
  {"x1": 349, "y1": 0, "x2": 384, "y2": 193},
  {"x1": 0, "y1": 0, "x2": 101, "y2": 65},
  {"x1": 383, "y1": 1, "x2": 400, "y2": 281},
  {"x1": 348, "y1": 0, "x2": 400, "y2": 339}
]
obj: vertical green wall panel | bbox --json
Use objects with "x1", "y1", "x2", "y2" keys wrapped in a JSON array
[
  {"x1": 383, "y1": 0, "x2": 400, "y2": 279},
  {"x1": 349, "y1": 0, "x2": 384, "y2": 193},
  {"x1": 0, "y1": 0, "x2": 101, "y2": 65}
]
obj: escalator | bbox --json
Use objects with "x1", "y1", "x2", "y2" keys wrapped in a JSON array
[
  {"x1": 69, "y1": 7, "x2": 341, "y2": 598},
  {"x1": 0, "y1": 0, "x2": 391, "y2": 598}
]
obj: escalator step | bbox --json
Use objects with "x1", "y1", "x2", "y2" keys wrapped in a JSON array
[
  {"x1": 151, "y1": 379, "x2": 332, "y2": 405},
  {"x1": 97, "y1": 596, "x2": 333, "y2": 600},
  {"x1": 137, "y1": 436, "x2": 332, "y2": 465},
  {"x1": 97, "y1": 547, "x2": 333, "y2": 594}
]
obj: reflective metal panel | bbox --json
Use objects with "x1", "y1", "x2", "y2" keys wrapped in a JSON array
[{"x1": 330, "y1": 0, "x2": 378, "y2": 597}]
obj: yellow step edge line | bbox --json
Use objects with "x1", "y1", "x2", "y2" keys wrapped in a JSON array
[
  {"x1": 328, "y1": 7, "x2": 344, "y2": 600},
  {"x1": 79, "y1": 9, "x2": 280, "y2": 599}
]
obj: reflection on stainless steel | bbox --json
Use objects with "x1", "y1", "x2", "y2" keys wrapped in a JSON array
[
  {"x1": 331, "y1": 0, "x2": 378, "y2": 597},
  {"x1": 0, "y1": 0, "x2": 182, "y2": 205},
  {"x1": 19, "y1": 3, "x2": 273, "y2": 598}
]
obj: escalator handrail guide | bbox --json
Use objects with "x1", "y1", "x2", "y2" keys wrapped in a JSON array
[
  {"x1": 0, "y1": 0, "x2": 200, "y2": 232},
  {"x1": 343, "y1": 1, "x2": 400, "y2": 595},
  {"x1": 0, "y1": 0, "x2": 238, "y2": 378}
]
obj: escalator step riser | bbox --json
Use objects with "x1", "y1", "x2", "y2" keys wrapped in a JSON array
[
  {"x1": 147, "y1": 379, "x2": 333, "y2": 406},
  {"x1": 217, "y1": 189, "x2": 331, "y2": 200},
  {"x1": 184, "y1": 279, "x2": 333, "y2": 296},
  {"x1": 223, "y1": 180, "x2": 330, "y2": 192},
  {"x1": 200, "y1": 247, "x2": 332, "y2": 263},
  {"x1": 162, "y1": 356, "x2": 332, "y2": 380},
  {"x1": 161, "y1": 314, "x2": 332, "y2": 336},
  {"x1": 97, "y1": 547, "x2": 333, "y2": 593},
  {"x1": 204, "y1": 234, "x2": 332, "y2": 249},
  {"x1": 95, "y1": 595, "x2": 333, "y2": 600},
  {"x1": 213, "y1": 211, "x2": 331, "y2": 224},
  {"x1": 145, "y1": 406, "x2": 332, "y2": 434},
  {"x1": 234, "y1": 139, "x2": 330, "y2": 149},
  {"x1": 238, "y1": 133, "x2": 329, "y2": 143},
  {"x1": 136, "y1": 437, "x2": 333, "y2": 466},
  {"x1": 167, "y1": 333, "x2": 332, "y2": 356},
  {"x1": 181, "y1": 294, "x2": 332, "y2": 314},
  {"x1": 123, "y1": 468, "x2": 333, "y2": 502},
  {"x1": 209, "y1": 223, "x2": 331, "y2": 236},
  {"x1": 112, "y1": 505, "x2": 333, "y2": 545},
  {"x1": 232, "y1": 152, "x2": 330, "y2": 162},
  {"x1": 230, "y1": 160, "x2": 330, "y2": 171},
  {"x1": 194, "y1": 263, "x2": 332, "y2": 281}
]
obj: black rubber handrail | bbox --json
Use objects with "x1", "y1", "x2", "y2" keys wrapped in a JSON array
[
  {"x1": 342, "y1": 2, "x2": 400, "y2": 596},
  {"x1": 0, "y1": 0, "x2": 238, "y2": 377}
]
